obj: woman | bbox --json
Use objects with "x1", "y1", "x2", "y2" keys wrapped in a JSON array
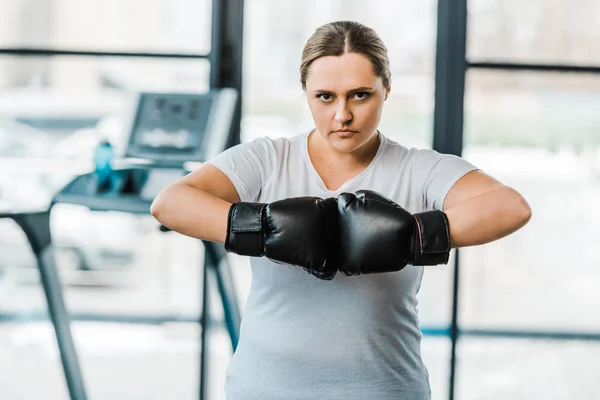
[{"x1": 151, "y1": 21, "x2": 531, "y2": 400}]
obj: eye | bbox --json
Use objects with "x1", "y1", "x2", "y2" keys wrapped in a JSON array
[
  {"x1": 316, "y1": 93, "x2": 333, "y2": 102},
  {"x1": 352, "y1": 92, "x2": 371, "y2": 100}
]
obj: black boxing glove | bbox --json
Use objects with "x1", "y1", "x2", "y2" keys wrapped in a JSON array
[
  {"x1": 225, "y1": 197, "x2": 338, "y2": 280},
  {"x1": 336, "y1": 190, "x2": 451, "y2": 275}
]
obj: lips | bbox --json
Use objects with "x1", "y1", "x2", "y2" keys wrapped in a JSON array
[{"x1": 333, "y1": 129, "x2": 358, "y2": 137}]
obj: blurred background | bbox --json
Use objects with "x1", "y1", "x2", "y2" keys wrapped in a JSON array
[{"x1": 0, "y1": 0, "x2": 599, "y2": 399}]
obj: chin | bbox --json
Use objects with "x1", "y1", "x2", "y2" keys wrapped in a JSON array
[{"x1": 328, "y1": 135, "x2": 367, "y2": 154}]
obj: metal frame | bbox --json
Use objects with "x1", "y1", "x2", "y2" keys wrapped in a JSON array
[
  {"x1": 468, "y1": 61, "x2": 600, "y2": 74},
  {"x1": 0, "y1": 210, "x2": 88, "y2": 400},
  {"x1": 0, "y1": 48, "x2": 210, "y2": 59},
  {"x1": 210, "y1": 0, "x2": 245, "y2": 148},
  {"x1": 432, "y1": 1, "x2": 600, "y2": 399},
  {"x1": 432, "y1": 3, "x2": 467, "y2": 399}
]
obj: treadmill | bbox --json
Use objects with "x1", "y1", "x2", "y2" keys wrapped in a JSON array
[{"x1": 49, "y1": 88, "x2": 242, "y2": 400}]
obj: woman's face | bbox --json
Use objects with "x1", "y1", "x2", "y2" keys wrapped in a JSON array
[{"x1": 305, "y1": 52, "x2": 389, "y2": 154}]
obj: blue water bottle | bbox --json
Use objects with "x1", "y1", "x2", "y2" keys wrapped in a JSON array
[{"x1": 94, "y1": 139, "x2": 114, "y2": 192}]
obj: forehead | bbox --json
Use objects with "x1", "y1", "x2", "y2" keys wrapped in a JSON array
[{"x1": 306, "y1": 52, "x2": 382, "y2": 91}]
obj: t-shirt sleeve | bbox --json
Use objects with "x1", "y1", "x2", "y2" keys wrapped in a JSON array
[
  {"x1": 205, "y1": 137, "x2": 274, "y2": 202},
  {"x1": 412, "y1": 148, "x2": 479, "y2": 211}
]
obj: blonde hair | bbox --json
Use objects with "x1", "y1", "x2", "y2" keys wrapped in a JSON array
[{"x1": 300, "y1": 21, "x2": 391, "y2": 91}]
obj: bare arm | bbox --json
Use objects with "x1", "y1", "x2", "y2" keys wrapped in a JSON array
[
  {"x1": 150, "y1": 164, "x2": 240, "y2": 243},
  {"x1": 443, "y1": 170, "x2": 532, "y2": 248}
]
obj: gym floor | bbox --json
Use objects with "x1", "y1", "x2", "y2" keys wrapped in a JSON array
[{"x1": 2, "y1": 320, "x2": 599, "y2": 399}]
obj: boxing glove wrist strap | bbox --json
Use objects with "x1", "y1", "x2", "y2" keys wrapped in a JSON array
[
  {"x1": 224, "y1": 202, "x2": 266, "y2": 257},
  {"x1": 410, "y1": 210, "x2": 451, "y2": 266}
]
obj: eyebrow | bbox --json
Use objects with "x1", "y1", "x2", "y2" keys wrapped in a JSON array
[{"x1": 312, "y1": 86, "x2": 375, "y2": 94}]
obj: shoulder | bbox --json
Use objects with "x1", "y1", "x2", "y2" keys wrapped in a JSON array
[
  {"x1": 377, "y1": 134, "x2": 421, "y2": 165},
  {"x1": 269, "y1": 132, "x2": 307, "y2": 152},
  {"x1": 378, "y1": 133, "x2": 476, "y2": 182},
  {"x1": 381, "y1": 135, "x2": 461, "y2": 167},
  {"x1": 241, "y1": 132, "x2": 309, "y2": 167},
  {"x1": 207, "y1": 135, "x2": 279, "y2": 166},
  {"x1": 239, "y1": 132, "x2": 306, "y2": 154},
  {"x1": 207, "y1": 132, "x2": 308, "y2": 172}
]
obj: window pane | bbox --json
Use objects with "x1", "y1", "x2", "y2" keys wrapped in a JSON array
[
  {"x1": 418, "y1": 252, "x2": 457, "y2": 327},
  {"x1": 421, "y1": 337, "x2": 451, "y2": 400},
  {"x1": 0, "y1": 321, "x2": 233, "y2": 399},
  {"x1": 467, "y1": 0, "x2": 600, "y2": 65},
  {"x1": 460, "y1": 69, "x2": 600, "y2": 331},
  {"x1": 242, "y1": 0, "x2": 437, "y2": 148},
  {"x1": 0, "y1": 322, "x2": 70, "y2": 399},
  {"x1": 457, "y1": 338, "x2": 600, "y2": 399},
  {"x1": 77, "y1": 323, "x2": 202, "y2": 399},
  {"x1": 0, "y1": 0, "x2": 212, "y2": 54}
]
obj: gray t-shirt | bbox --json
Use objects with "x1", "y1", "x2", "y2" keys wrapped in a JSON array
[{"x1": 208, "y1": 131, "x2": 477, "y2": 400}]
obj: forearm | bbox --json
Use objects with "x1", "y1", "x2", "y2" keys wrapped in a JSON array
[
  {"x1": 150, "y1": 183, "x2": 231, "y2": 243},
  {"x1": 444, "y1": 186, "x2": 532, "y2": 248}
]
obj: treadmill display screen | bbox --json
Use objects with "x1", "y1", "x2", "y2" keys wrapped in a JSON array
[{"x1": 126, "y1": 93, "x2": 214, "y2": 162}]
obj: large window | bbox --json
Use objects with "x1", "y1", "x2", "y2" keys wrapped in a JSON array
[{"x1": 449, "y1": 2, "x2": 600, "y2": 399}]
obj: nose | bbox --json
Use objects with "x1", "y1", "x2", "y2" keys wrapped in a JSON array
[{"x1": 334, "y1": 101, "x2": 352, "y2": 125}]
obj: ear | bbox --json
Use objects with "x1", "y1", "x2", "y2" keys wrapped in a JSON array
[{"x1": 385, "y1": 78, "x2": 392, "y2": 100}]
